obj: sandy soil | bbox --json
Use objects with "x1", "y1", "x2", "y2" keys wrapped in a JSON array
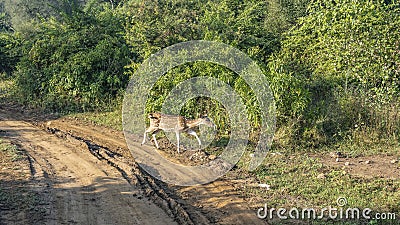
[
  {"x1": 0, "y1": 104, "x2": 265, "y2": 225},
  {"x1": 0, "y1": 111, "x2": 177, "y2": 225}
]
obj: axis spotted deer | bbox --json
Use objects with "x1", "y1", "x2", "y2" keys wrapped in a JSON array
[{"x1": 141, "y1": 113, "x2": 216, "y2": 153}]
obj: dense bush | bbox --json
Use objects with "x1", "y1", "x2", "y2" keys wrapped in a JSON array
[
  {"x1": 0, "y1": 1, "x2": 17, "y2": 76},
  {"x1": 121, "y1": 0, "x2": 298, "y2": 129},
  {"x1": 0, "y1": 32, "x2": 19, "y2": 76},
  {"x1": 269, "y1": 0, "x2": 400, "y2": 145},
  {"x1": 2, "y1": 0, "x2": 398, "y2": 147},
  {"x1": 14, "y1": 1, "x2": 131, "y2": 111},
  {"x1": 0, "y1": 2, "x2": 11, "y2": 32}
]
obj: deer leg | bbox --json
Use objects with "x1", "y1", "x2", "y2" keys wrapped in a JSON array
[
  {"x1": 152, "y1": 133, "x2": 159, "y2": 149},
  {"x1": 187, "y1": 129, "x2": 202, "y2": 147},
  {"x1": 141, "y1": 131, "x2": 148, "y2": 145},
  {"x1": 176, "y1": 131, "x2": 180, "y2": 153},
  {"x1": 142, "y1": 127, "x2": 158, "y2": 146}
]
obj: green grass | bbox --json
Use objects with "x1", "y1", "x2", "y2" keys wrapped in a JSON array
[
  {"x1": 67, "y1": 109, "x2": 122, "y2": 131},
  {"x1": 328, "y1": 129, "x2": 400, "y2": 158},
  {"x1": 245, "y1": 152, "x2": 399, "y2": 225},
  {"x1": 0, "y1": 139, "x2": 24, "y2": 161},
  {"x1": 251, "y1": 154, "x2": 399, "y2": 209}
]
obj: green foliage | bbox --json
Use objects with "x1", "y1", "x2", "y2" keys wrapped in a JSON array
[
  {"x1": 121, "y1": 0, "x2": 291, "y2": 63},
  {"x1": 1, "y1": 0, "x2": 87, "y2": 32},
  {"x1": 4, "y1": 0, "x2": 310, "y2": 129},
  {"x1": 0, "y1": 1, "x2": 12, "y2": 32},
  {"x1": 121, "y1": 0, "x2": 298, "y2": 130},
  {"x1": 0, "y1": 1, "x2": 17, "y2": 75},
  {"x1": 121, "y1": 0, "x2": 204, "y2": 65},
  {"x1": 14, "y1": 1, "x2": 131, "y2": 111},
  {"x1": 270, "y1": 0, "x2": 400, "y2": 145},
  {"x1": 4, "y1": 0, "x2": 397, "y2": 149},
  {"x1": 296, "y1": 0, "x2": 400, "y2": 86},
  {"x1": 145, "y1": 62, "x2": 237, "y2": 131},
  {"x1": 0, "y1": 32, "x2": 19, "y2": 75},
  {"x1": 200, "y1": 0, "x2": 285, "y2": 62},
  {"x1": 278, "y1": 0, "x2": 309, "y2": 25}
]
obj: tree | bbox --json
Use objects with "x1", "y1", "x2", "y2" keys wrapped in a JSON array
[
  {"x1": 0, "y1": 1, "x2": 12, "y2": 31},
  {"x1": 14, "y1": 1, "x2": 131, "y2": 111},
  {"x1": 269, "y1": 0, "x2": 400, "y2": 143},
  {"x1": 0, "y1": 1, "x2": 18, "y2": 76},
  {"x1": 121, "y1": 0, "x2": 302, "y2": 128}
]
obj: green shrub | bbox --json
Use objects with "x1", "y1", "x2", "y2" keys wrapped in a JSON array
[
  {"x1": 14, "y1": 1, "x2": 131, "y2": 111},
  {"x1": 122, "y1": 0, "x2": 302, "y2": 131},
  {"x1": 269, "y1": 0, "x2": 400, "y2": 145},
  {"x1": 0, "y1": 32, "x2": 19, "y2": 76}
]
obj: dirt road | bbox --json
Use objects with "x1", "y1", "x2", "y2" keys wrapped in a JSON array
[
  {"x1": 0, "y1": 111, "x2": 178, "y2": 224},
  {"x1": 0, "y1": 105, "x2": 265, "y2": 225}
]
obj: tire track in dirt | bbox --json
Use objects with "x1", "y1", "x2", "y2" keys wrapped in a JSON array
[
  {"x1": 44, "y1": 126, "x2": 207, "y2": 225},
  {"x1": 0, "y1": 112, "x2": 178, "y2": 225},
  {"x1": 0, "y1": 105, "x2": 266, "y2": 225},
  {"x1": 41, "y1": 118, "x2": 266, "y2": 225}
]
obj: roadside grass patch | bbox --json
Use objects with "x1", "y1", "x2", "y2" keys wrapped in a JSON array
[
  {"x1": 67, "y1": 109, "x2": 122, "y2": 131},
  {"x1": 245, "y1": 153, "x2": 399, "y2": 224}
]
